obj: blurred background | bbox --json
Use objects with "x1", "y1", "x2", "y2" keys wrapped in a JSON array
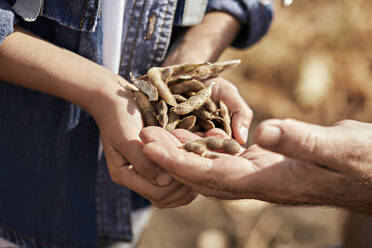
[{"x1": 137, "y1": 1, "x2": 372, "y2": 247}]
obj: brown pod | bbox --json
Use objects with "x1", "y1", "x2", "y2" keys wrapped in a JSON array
[
  {"x1": 222, "y1": 139, "x2": 240, "y2": 154},
  {"x1": 195, "y1": 109, "x2": 216, "y2": 120},
  {"x1": 173, "y1": 94, "x2": 188, "y2": 103},
  {"x1": 169, "y1": 79, "x2": 205, "y2": 95},
  {"x1": 189, "y1": 60, "x2": 241, "y2": 81},
  {"x1": 129, "y1": 73, "x2": 158, "y2": 101},
  {"x1": 189, "y1": 124, "x2": 201, "y2": 132},
  {"x1": 213, "y1": 116, "x2": 225, "y2": 124},
  {"x1": 173, "y1": 82, "x2": 215, "y2": 115},
  {"x1": 164, "y1": 62, "x2": 207, "y2": 82},
  {"x1": 203, "y1": 98, "x2": 218, "y2": 113},
  {"x1": 177, "y1": 115, "x2": 197, "y2": 130},
  {"x1": 156, "y1": 100, "x2": 168, "y2": 128},
  {"x1": 198, "y1": 119, "x2": 215, "y2": 131},
  {"x1": 197, "y1": 137, "x2": 223, "y2": 151},
  {"x1": 195, "y1": 137, "x2": 240, "y2": 154},
  {"x1": 186, "y1": 92, "x2": 197, "y2": 97},
  {"x1": 166, "y1": 108, "x2": 180, "y2": 131},
  {"x1": 134, "y1": 91, "x2": 158, "y2": 126},
  {"x1": 219, "y1": 100, "x2": 232, "y2": 138},
  {"x1": 183, "y1": 141, "x2": 207, "y2": 155},
  {"x1": 161, "y1": 67, "x2": 173, "y2": 82},
  {"x1": 147, "y1": 67, "x2": 177, "y2": 106}
]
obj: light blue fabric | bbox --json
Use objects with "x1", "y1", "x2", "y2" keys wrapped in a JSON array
[
  {"x1": 207, "y1": 0, "x2": 273, "y2": 48},
  {"x1": 0, "y1": 0, "x2": 18, "y2": 44}
]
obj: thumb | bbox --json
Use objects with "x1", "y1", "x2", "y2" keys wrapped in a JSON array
[{"x1": 253, "y1": 119, "x2": 337, "y2": 168}]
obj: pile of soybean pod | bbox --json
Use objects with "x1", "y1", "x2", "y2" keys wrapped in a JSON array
[{"x1": 129, "y1": 60, "x2": 242, "y2": 158}]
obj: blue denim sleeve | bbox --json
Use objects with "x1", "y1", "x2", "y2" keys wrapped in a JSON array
[
  {"x1": 0, "y1": 0, "x2": 18, "y2": 45},
  {"x1": 207, "y1": 0, "x2": 273, "y2": 48}
]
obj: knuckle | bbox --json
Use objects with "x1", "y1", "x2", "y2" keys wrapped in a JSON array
[{"x1": 300, "y1": 131, "x2": 319, "y2": 155}]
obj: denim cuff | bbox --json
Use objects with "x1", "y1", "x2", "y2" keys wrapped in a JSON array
[
  {"x1": 0, "y1": 0, "x2": 19, "y2": 45},
  {"x1": 207, "y1": 0, "x2": 273, "y2": 48}
]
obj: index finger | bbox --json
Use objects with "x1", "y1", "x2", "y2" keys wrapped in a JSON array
[{"x1": 143, "y1": 141, "x2": 215, "y2": 187}]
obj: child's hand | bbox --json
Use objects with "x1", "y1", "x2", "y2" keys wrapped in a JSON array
[
  {"x1": 0, "y1": 27, "x2": 196, "y2": 208},
  {"x1": 89, "y1": 75, "x2": 197, "y2": 208},
  {"x1": 207, "y1": 77, "x2": 253, "y2": 144}
]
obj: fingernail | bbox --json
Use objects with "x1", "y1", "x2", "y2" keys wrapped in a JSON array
[
  {"x1": 155, "y1": 171, "x2": 173, "y2": 186},
  {"x1": 257, "y1": 125, "x2": 281, "y2": 147},
  {"x1": 240, "y1": 126, "x2": 249, "y2": 142}
]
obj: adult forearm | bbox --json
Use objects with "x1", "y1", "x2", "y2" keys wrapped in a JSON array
[
  {"x1": 0, "y1": 26, "x2": 117, "y2": 115},
  {"x1": 164, "y1": 11, "x2": 241, "y2": 65}
]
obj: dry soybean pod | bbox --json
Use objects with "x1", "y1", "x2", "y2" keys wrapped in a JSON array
[
  {"x1": 189, "y1": 60, "x2": 241, "y2": 81},
  {"x1": 203, "y1": 98, "x2": 218, "y2": 113},
  {"x1": 219, "y1": 100, "x2": 232, "y2": 138},
  {"x1": 196, "y1": 137, "x2": 240, "y2": 154},
  {"x1": 196, "y1": 137, "x2": 223, "y2": 151},
  {"x1": 198, "y1": 119, "x2": 215, "y2": 131},
  {"x1": 169, "y1": 79, "x2": 205, "y2": 95},
  {"x1": 184, "y1": 140, "x2": 223, "y2": 158},
  {"x1": 189, "y1": 124, "x2": 201, "y2": 133},
  {"x1": 160, "y1": 67, "x2": 173, "y2": 82},
  {"x1": 166, "y1": 108, "x2": 180, "y2": 131},
  {"x1": 173, "y1": 82, "x2": 215, "y2": 115},
  {"x1": 134, "y1": 91, "x2": 158, "y2": 126},
  {"x1": 173, "y1": 94, "x2": 188, "y2": 103},
  {"x1": 222, "y1": 139, "x2": 240, "y2": 154},
  {"x1": 164, "y1": 62, "x2": 207, "y2": 82},
  {"x1": 156, "y1": 100, "x2": 168, "y2": 128},
  {"x1": 183, "y1": 141, "x2": 207, "y2": 155},
  {"x1": 195, "y1": 108, "x2": 216, "y2": 120},
  {"x1": 147, "y1": 67, "x2": 177, "y2": 106},
  {"x1": 129, "y1": 73, "x2": 158, "y2": 101},
  {"x1": 177, "y1": 115, "x2": 197, "y2": 130}
]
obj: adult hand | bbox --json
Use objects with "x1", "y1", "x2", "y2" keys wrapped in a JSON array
[
  {"x1": 89, "y1": 75, "x2": 197, "y2": 208},
  {"x1": 141, "y1": 120, "x2": 372, "y2": 214}
]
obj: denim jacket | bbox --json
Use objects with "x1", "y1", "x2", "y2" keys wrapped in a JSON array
[{"x1": 0, "y1": 0, "x2": 273, "y2": 247}]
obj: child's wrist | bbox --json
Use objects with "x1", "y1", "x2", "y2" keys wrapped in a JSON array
[{"x1": 85, "y1": 72, "x2": 131, "y2": 123}]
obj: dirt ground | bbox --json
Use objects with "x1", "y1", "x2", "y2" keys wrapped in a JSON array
[{"x1": 137, "y1": 1, "x2": 372, "y2": 247}]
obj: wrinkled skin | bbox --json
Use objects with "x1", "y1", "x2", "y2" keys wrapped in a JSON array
[{"x1": 140, "y1": 120, "x2": 372, "y2": 214}]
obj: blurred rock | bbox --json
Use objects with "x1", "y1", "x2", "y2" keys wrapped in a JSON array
[
  {"x1": 294, "y1": 54, "x2": 334, "y2": 108},
  {"x1": 244, "y1": 210, "x2": 283, "y2": 248},
  {"x1": 197, "y1": 229, "x2": 229, "y2": 248},
  {"x1": 224, "y1": 200, "x2": 269, "y2": 216}
]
